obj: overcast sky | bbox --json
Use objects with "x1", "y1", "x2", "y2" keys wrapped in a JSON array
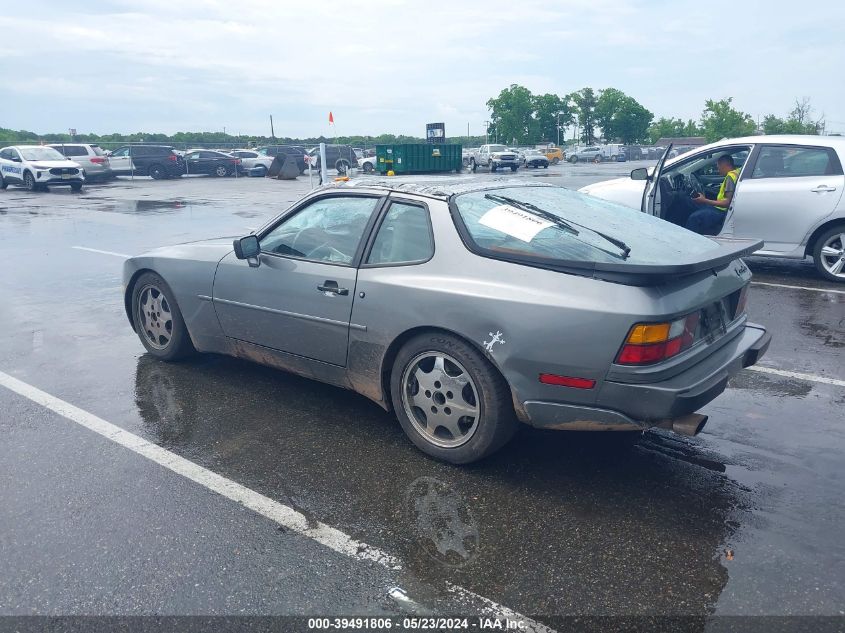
[{"x1": 3, "y1": 0, "x2": 844, "y2": 138}]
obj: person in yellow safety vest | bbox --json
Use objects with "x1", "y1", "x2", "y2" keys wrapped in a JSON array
[{"x1": 685, "y1": 154, "x2": 740, "y2": 235}]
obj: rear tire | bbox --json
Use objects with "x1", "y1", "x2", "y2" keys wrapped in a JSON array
[
  {"x1": 570, "y1": 155, "x2": 578, "y2": 163},
  {"x1": 149, "y1": 164, "x2": 166, "y2": 180},
  {"x1": 510, "y1": 165, "x2": 517, "y2": 172},
  {"x1": 390, "y1": 332, "x2": 518, "y2": 464},
  {"x1": 490, "y1": 164, "x2": 498, "y2": 172},
  {"x1": 812, "y1": 225, "x2": 845, "y2": 282},
  {"x1": 131, "y1": 272, "x2": 195, "y2": 361},
  {"x1": 214, "y1": 165, "x2": 229, "y2": 177},
  {"x1": 470, "y1": 159, "x2": 477, "y2": 172},
  {"x1": 336, "y1": 159, "x2": 350, "y2": 175},
  {"x1": 552, "y1": 157, "x2": 560, "y2": 165},
  {"x1": 363, "y1": 162, "x2": 374, "y2": 173},
  {"x1": 0, "y1": 174, "x2": 6, "y2": 189}
]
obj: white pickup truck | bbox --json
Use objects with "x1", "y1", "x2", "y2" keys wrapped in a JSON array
[{"x1": 469, "y1": 144, "x2": 520, "y2": 172}]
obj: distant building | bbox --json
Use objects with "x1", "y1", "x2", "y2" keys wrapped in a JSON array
[{"x1": 654, "y1": 136, "x2": 707, "y2": 147}]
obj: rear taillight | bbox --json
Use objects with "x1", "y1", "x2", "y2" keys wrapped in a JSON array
[
  {"x1": 168, "y1": 154, "x2": 178, "y2": 161},
  {"x1": 616, "y1": 312, "x2": 700, "y2": 366},
  {"x1": 90, "y1": 157, "x2": 105, "y2": 164},
  {"x1": 231, "y1": 158, "x2": 241, "y2": 164}
]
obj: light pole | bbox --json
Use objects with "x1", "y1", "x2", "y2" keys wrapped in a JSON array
[
  {"x1": 484, "y1": 120, "x2": 490, "y2": 145},
  {"x1": 556, "y1": 113, "x2": 561, "y2": 147}
]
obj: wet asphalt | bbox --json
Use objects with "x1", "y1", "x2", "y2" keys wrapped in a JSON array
[{"x1": 0, "y1": 164, "x2": 843, "y2": 626}]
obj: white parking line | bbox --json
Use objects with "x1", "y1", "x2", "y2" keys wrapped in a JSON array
[
  {"x1": 0, "y1": 371, "x2": 553, "y2": 633},
  {"x1": 72, "y1": 246, "x2": 130, "y2": 258},
  {"x1": 751, "y1": 281, "x2": 845, "y2": 295},
  {"x1": 748, "y1": 366, "x2": 845, "y2": 388}
]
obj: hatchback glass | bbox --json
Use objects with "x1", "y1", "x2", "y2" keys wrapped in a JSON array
[{"x1": 454, "y1": 186, "x2": 717, "y2": 265}]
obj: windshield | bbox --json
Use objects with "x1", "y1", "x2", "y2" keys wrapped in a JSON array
[
  {"x1": 453, "y1": 186, "x2": 717, "y2": 266},
  {"x1": 20, "y1": 147, "x2": 66, "y2": 161},
  {"x1": 488, "y1": 145, "x2": 507, "y2": 153}
]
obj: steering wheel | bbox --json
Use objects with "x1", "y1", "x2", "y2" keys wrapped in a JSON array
[
  {"x1": 686, "y1": 173, "x2": 703, "y2": 196},
  {"x1": 290, "y1": 227, "x2": 328, "y2": 257}
]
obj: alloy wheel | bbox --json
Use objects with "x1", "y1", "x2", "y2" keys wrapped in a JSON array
[
  {"x1": 137, "y1": 284, "x2": 174, "y2": 350},
  {"x1": 401, "y1": 352, "x2": 480, "y2": 448},
  {"x1": 820, "y1": 232, "x2": 845, "y2": 278}
]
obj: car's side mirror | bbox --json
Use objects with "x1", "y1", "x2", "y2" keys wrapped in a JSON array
[
  {"x1": 630, "y1": 167, "x2": 650, "y2": 181},
  {"x1": 233, "y1": 235, "x2": 260, "y2": 267}
]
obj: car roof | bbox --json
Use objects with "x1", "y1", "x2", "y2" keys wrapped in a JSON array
[{"x1": 320, "y1": 177, "x2": 556, "y2": 200}]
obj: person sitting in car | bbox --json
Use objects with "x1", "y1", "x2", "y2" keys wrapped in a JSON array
[{"x1": 685, "y1": 154, "x2": 739, "y2": 235}]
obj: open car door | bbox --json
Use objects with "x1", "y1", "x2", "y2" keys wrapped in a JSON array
[{"x1": 641, "y1": 143, "x2": 672, "y2": 217}]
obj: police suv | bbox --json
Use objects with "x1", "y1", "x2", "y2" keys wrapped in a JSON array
[{"x1": 0, "y1": 145, "x2": 85, "y2": 191}]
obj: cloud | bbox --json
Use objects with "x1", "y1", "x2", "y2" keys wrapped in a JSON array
[{"x1": 2, "y1": 0, "x2": 844, "y2": 136}]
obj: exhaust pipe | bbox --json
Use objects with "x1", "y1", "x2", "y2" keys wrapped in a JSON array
[{"x1": 669, "y1": 413, "x2": 708, "y2": 437}]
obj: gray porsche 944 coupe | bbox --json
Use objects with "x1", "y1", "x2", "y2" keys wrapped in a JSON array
[{"x1": 123, "y1": 180, "x2": 770, "y2": 463}]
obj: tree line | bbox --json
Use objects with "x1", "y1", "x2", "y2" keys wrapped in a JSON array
[
  {"x1": 0, "y1": 93, "x2": 826, "y2": 149},
  {"x1": 486, "y1": 85, "x2": 826, "y2": 146}
]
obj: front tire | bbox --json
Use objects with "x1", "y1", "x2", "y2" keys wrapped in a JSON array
[
  {"x1": 390, "y1": 333, "x2": 518, "y2": 464},
  {"x1": 470, "y1": 159, "x2": 477, "y2": 172},
  {"x1": 70, "y1": 183, "x2": 82, "y2": 192},
  {"x1": 813, "y1": 225, "x2": 845, "y2": 282},
  {"x1": 510, "y1": 165, "x2": 517, "y2": 172},
  {"x1": 24, "y1": 171, "x2": 37, "y2": 191},
  {"x1": 0, "y1": 174, "x2": 6, "y2": 189},
  {"x1": 570, "y1": 155, "x2": 578, "y2": 163},
  {"x1": 131, "y1": 272, "x2": 195, "y2": 361},
  {"x1": 552, "y1": 157, "x2": 560, "y2": 165},
  {"x1": 363, "y1": 162, "x2": 374, "y2": 173}
]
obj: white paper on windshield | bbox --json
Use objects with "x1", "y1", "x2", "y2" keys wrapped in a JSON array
[{"x1": 478, "y1": 204, "x2": 554, "y2": 242}]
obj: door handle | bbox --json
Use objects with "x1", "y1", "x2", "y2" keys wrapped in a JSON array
[
  {"x1": 317, "y1": 281, "x2": 348, "y2": 296},
  {"x1": 810, "y1": 185, "x2": 836, "y2": 193}
]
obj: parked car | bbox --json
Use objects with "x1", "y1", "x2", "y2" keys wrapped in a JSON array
[
  {"x1": 579, "y1": 136, "x2": 845, "y2": 282},
  {"x1": 306, "y1": 144, "x2": 359, "y2": 174},
  {"x1": 183, "y1": 150, "x2": 243, "y2": 177},
  {"x1": 469, "y1": 144, "x2": 520, "y2": 172},
  {"x1": 48, "y1": 143, "x2": 112, "y2": 181},
  {"x1": 360, "y1": 155, "x2": 377, "y2": 173},
  {"x1": 256, "y1": 145, "x2": 307, "y2": 173},
  {"x1": 122, "y1": 180, "x2": 769, "y2": 463},
  {"x1": 229, "y1": 149, "x2": 274, "y2": 175},
  {"x1": 107, "y1": 145, "x2": 185, "y2": 179},
  {"x1": 568, "y1": 146, "x2": 604, "y2": 163},
  {"x1": 543, "y1": 147, "x2": 564, "y2": 164},
  {"x1": 0, "y1": 145, "x2": 84, "y2": 191},
  {"x1": 523, "y1": 150, "x2": 550, "y2": 169}
]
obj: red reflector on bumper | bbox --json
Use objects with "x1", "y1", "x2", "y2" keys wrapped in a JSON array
[{"x1": 539, "y1": 374, "x2": 596, "y2": 389}]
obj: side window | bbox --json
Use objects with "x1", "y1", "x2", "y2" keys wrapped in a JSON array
[
  {"x1": 367, "y1": 202, "x2": 434, "y2": 265},
  {"x1": 752, "y1": 145, "x2": 842, "y2": 179},
  {"x1": 63, "y1": 145, "x2": 88, "y2": 157},
  {"x1": 200, "y1": 151, "x2": 219, "y2": 159},
  {"x1": 185, "y1": 152, "x2": 200, "y2": 160},
  {"x1": 0, "y1": 149, "x2": 12, "y2": 160},
  {"x1": 112, "y1": 147, "x2": 130, "y2": 158},
  {"x1": 259, "y1": 196, "x2": 380, "y2": 264}
]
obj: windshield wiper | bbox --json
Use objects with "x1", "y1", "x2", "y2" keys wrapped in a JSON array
[{"x1": 483, "y1": 193, "x2": 631, "y2": 259}]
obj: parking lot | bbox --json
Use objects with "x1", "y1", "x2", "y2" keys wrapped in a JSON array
[{"x1": 1, "y1": 162, "x2": 843, "y2": 628}]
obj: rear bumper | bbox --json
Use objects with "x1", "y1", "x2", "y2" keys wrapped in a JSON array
[{"x1": 524, "y1": 323, "x2": 770, "y2": 430}]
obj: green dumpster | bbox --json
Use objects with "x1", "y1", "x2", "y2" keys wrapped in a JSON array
[{"x1": 376, "y1": 144, "x2": 462, "y2": 175}]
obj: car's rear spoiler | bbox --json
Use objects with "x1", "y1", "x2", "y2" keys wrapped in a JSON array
[{"x1": 491, "y1": 238, "x2": 764, "y2": 286}]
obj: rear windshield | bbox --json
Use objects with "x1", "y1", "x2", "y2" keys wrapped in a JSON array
[{"x1": 453, "y1": 186, "x2": 716, "y2": 266}]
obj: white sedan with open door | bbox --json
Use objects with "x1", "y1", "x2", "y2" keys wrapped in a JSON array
[{"x1": 579, "y1": 135, "x2": 845, "y2": 282}]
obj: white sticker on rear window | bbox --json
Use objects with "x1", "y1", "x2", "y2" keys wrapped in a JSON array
[{"x1": 478, "y1": 204, "x2": 553, "y2": 242}]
